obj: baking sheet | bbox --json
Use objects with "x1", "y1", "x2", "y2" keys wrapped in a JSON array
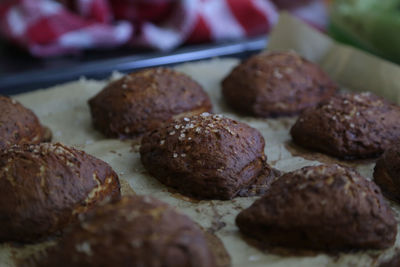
[
  {"x1": 0, "y1": 37, "x2": 266, "y2": 95},
  {"x1": 2, "y1": 14, "x2": 400, "y2": 267}
]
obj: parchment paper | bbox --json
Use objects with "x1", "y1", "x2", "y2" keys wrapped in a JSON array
[
  {"x1": 268, "y1": 13, "x2": 400, "y2": 104},
  {"x1": 1, "y1": 13, "x2": 400, "y2": 267}
]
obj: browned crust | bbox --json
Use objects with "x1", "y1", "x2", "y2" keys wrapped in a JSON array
[
  {"x1": 0, "y1": 143, "x2": 121, "y2": 243},
  {"x1": 222, "y1": 51, "x2": 337, "y2": 118},
  {"x1": 0, "y1": 96, "x2": 52, "y2": 150},
  {"x1": 88, "y1": 67, "x2": 212, "y2": 139},
  {"x1": 38, "y1": 196, "x2": 217, "y2": 267},
  {"x1": 140, "y1": 113, "x2": 275, "y2": 200},
  {"x1": 236, "y1": 164, "x2": 397, "y2": 251},
  {"x1": 291, "y1": 92, "x2": 400, "y2": 159},
  {"x1": 374, "y1": 146, "x2": 400, "y2": 203}
]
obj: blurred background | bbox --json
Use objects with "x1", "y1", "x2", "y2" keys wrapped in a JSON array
[{"x1": 0, "y1": 0, "x2": 398, "y2": 94}]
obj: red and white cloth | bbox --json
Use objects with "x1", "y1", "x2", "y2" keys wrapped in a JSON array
[{"x1": 0, "y1": 0, "x2": 325, "y2": 57}]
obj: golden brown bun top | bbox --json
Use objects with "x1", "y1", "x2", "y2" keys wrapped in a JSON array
[
  {"x1": 236, "y1": 164, "x2": 397, "y2": 250},
  {"x1": 39, "y1": 195, "x2": 216, "y2": 267},
  {"x1": 222, "y1": 51, "x2": 337, "y2": 117},
  {"x1": 0, "y1": 95, "x2": 51, "y2": 149},
  {"x1": 140, "y1": 113, "x2": 269, "y2": 199},
  {"x1": 0, "y1": 143, "x2": 120, "y2": 242},
  {"x1": 88, "y1": 68, "x2": 212, "y2": 139},
  {"x1": 291, "y1": 92, "x2": 400, "y2": 159}
]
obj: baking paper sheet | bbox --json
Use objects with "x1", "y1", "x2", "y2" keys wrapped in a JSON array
[
  {"x1": 2, "y1": 13, "x2": 400, "y2": 267},
  {"x1": 268, "y1": 13, "x2": 400, "y2": 104}
]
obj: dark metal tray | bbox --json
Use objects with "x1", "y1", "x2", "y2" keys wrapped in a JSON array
[{"x1": 0, "y1": 37, "x2": 266, "y2": 95}]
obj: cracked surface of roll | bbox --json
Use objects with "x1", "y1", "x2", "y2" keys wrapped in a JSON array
[
  {"x1": 38, "y1": 195, "x2": 216, "y2": 267},
  {"x1": 236, "y1": 164, "x2": 397, "y2": 251},
  {"x1": 291, "y1": 92, "x2": 400, "y2": 159},
  {"x1": 0, "y1": 96, "x2": 51, "y2": 150},
  {"x1": 140, "y1": 113, "x2": 276, "y2": 200},
  {"x1": 222, "y1": 51, "x2": 337, "y2": 117},
  {"x1": 0, "y1": 143, "x2": 120, "y2": 242},
  {"x1": 88, "y1": 68, "x2": 212, "y2": 139}
]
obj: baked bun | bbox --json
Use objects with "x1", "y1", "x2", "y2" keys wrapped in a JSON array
[
  {"x1": 374, "y1": 145, "x2": 400, "y2": 203},
  {"x1": 140, "y1": 113, "x2": 275, "y2": 200},
  {"x1": 38, "y1": 196, "x2": 217, "y2": 267},
  {"x1": 221, "y1": 51, "x2": 337, "y2": 117},
  {"x1": 0, "y1": 143, "x2": 120, "y2": 242},
  {"x1": 0, "y1": 96, "x2": 51, "y2": 150},
  {"x1": 236, "y1": 164, "x2": 397, "y2": 251},
  {"x1": 290, "y1": 92, "x2": 400, "y2": 159},
  {"x1": 88, "y1": 68, "x2": 212, "y2": 139}
]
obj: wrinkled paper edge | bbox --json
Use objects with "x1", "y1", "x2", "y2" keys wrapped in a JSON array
[{"x1": 267, "y1": 12, "x2": 400, "y2": 104}]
